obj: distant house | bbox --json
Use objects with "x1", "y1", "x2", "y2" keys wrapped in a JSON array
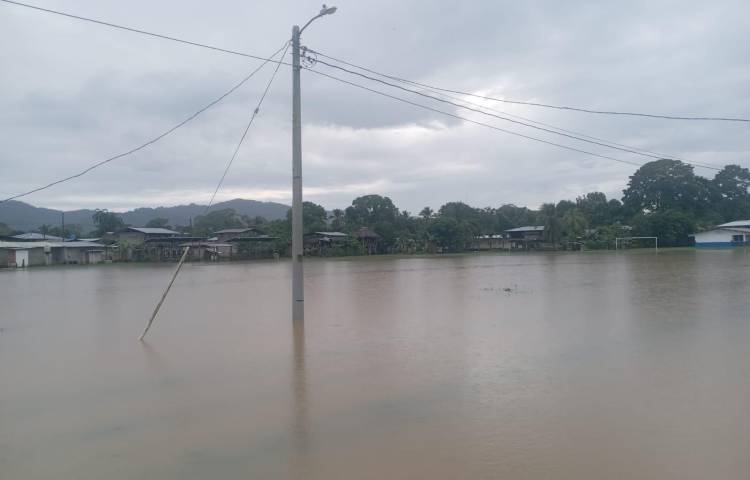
[
  {"x1": 472, "y1": 234, "x2": 508, "y2": 250},
  {"x1": 692, "y1": 220, "x2": 750, "y2": 248},
  {"x1": 212, "y1": 227, "x2": 265, "y2": 243},
  {"x1": 304, "y1": 231, "x2": 349, "y2": 255},
  {"x1": 180, "y1": 241, "x2": 234, "y2": 261},
  {"x1": 505, "y1": 226, "x2": 545, "y2": 249},
  {"x1": 0, "y1": 240, "x2": 107, "y2": 268},
  {"x1": 115, "y1": 227, "x2": 181, "y2": 246},
  {"x1": 355, "y1": 227, "x2": 381, "y2": 254}
]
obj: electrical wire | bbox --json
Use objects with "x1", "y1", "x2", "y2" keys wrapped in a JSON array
[
  {"x1": 205, "y1": 42, "x2": 290, "y2": 212},
  {"x1": 138, "y1": 44, "x2": 291, "y2": 342},
  {"x1": 5, "y1": 0, "x2": 746, "y2": 123},
  {"x1": 306, "y1": 50, "x2": 721, "y2": 170},
  {"x1": 310, "y1": 58, "x2": 722, "y2": 171},
  {"x1": 310, "y1": 50, "x2": 750, "y2": 123},
  {"x1": 301, "y1": 67, "x2": 644, "y2": 168},
  {"x1": 1, "y1": 42, "x2": 290, "y2": 203},
  {"x1": 0, "y1": 0, "x2": 289, "y2": 64}
]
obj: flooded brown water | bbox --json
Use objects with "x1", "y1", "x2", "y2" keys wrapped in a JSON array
[{"x1": 2, "y1": 249, "x2": 750, "y2": 479}]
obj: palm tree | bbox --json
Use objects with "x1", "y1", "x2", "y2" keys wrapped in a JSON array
[
  {"x1": 331, "y1": 209, "x2": 345, "y2": 231},
  {"x1": 419, "y1": 206, "x2": 434, "y2": 219}
]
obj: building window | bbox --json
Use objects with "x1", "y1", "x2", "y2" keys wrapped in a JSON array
[{"x1": 732, "y1": 234, "x2": 744, "y2": 243}]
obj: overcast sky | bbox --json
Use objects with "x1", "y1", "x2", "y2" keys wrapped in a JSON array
[{"x1": 1, "y1": 0, "x2": 748, "y2": 213}]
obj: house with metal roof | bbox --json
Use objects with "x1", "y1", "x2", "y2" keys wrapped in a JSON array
[
  {"x1": 114, "y1": 227, "x2": 181, "y2": 246},
  {"x1": 304, "y1": 231, "x2": 350, "y2": 255},
  {"x1": 0, "y1": 240, "x2": 108, "y2": 268},
  {"x1": 212, "y1": 227, "x2": 265, "y2": 243},
  {"x1": 472, "y1": 234, "x2": 508, "y2": 250},
  {"x1": 692, "y1": 220, "x2": 750, "y2": 248},
  {"x1": 505, "y1": 225, "x2": 546, "y2": 249}
]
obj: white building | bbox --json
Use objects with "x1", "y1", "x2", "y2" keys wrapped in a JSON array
[
  {"x1": 692, "y1": 220, "x2": 750, "y2": 248},
  {"x1": 0, "y1": 241, "x2": 107, "y2": 267}
]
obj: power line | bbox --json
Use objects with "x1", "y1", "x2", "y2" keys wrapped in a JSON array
[
  {"x1": 0, "y1": 0, "x2": 289, "y2": 64},
  {"x1": 307, "y1": 51, "x2": 721, "y2": 170},
  {"x1": 8, "y1": 0, "x2": 747, "y2": 127},
  {"x1": 141, "y1": 44, "x2": 289, "y2": 341},
  {"x1": 1, "y1": 42, "x2": 290, "y2": 203},
  {"x1": 301, "y1": 66, "x2": 643, "y2": 168},
  {"x1": 5, "y1": 0, "x2": 746, "y2": 124},
  {"x1": 310, "y1": 50, "x2": 750, "y2": 123},
  {"x1": 205, "y1": 42, "x2": 290, "y2": 212},
  {"x1": 0, "y1": 0, "x2": 731, "y2": 173},
  {"x1": 310, "y1": 57, "x2": 722, "y2": 171}
]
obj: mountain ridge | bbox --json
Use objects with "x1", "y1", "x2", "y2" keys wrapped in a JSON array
[{"x1": 0, "y1": 199, "x2": 291, "y2": 232}]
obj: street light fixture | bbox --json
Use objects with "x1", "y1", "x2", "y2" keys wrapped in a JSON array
[{"x1": 291, "y1": 5, "x2": 337, "y2": 322}]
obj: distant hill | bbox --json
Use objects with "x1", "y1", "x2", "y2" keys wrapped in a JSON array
[{"x1": 0, "y1": 199, "x2": 290, "y2": 232}]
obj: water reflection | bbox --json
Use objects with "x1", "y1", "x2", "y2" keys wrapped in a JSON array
[{"x1": 290, "y1": 319, "x2": 309, "y2": 478}]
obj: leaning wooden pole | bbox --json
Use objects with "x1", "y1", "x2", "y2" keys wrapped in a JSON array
[{"x1": 139, "y1": 246, "x2": 190, "y2": 341}]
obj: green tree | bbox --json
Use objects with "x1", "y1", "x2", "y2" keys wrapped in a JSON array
[
  {"x1": 712, "y1": 164, "x2": 750, "y2": 221},
  {"x1": 561, "y1": 209, "x2": 587, "y2": 241},
  {"x1": 632, "y1": 210, "x2": 696, "y2": 247},
  {"x1": 428, "y1": 217, "x2": 469, "y2": 252},
  {"x1": 494, "y1": 204, "x2": 539, "y2": 231},
  {"x1": 345, "y1": 195, "x2": 398, "y2": 228},
  {"x1": 713, "y1": 164, "x2": 750, "y2": 201},
  {"x1": 0, "y1": 222, "x2": 12, "y2": 236},
  {"x1": 419, "y1": 206, "x2": 434, "y2": 219},
  {"x1": 92, "y1": 209, "x2": 125, "y2": 235},
  {"x1": 193, "y1": 208, "x2": 245, "y2": 236},
  {"x1": 622, "y1": 159, "x2": 712, "y2": 215},
  {"x1": 576, "y1": 192, "x2": 616, "y2": 226},
  {"x1": 540, "y1": 203, "x2": 562, "y2": 245},
  {"x1": 330, "y1": 208, "x2": 345, "y2": 231},
  {"x1": 145, "y1": 217, "x2": 171, "y2": 229},
  {"x1": 285, "y1": 201, "x2": 327, "y2": 234}
]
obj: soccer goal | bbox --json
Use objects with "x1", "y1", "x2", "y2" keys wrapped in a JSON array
[{"x1": 615, "y1": 236, "x2": 658, "y2": 251}]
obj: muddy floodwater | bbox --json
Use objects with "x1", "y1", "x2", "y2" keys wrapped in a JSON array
[{"x1": 2, "y1": 249, "x2": 750, "y2": 479}]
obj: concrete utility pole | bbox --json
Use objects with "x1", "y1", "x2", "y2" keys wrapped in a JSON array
[
  {"x1": 61, "y1": 211, "x2": 66, "y2": 263},
  {"x1": 291, "y1": 5, "x2": 337, "y2": 322}
]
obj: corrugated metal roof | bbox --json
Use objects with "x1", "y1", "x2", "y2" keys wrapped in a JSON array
[
  {"x1": 63, "y1": 241, "x2": 108, "y2": 248},
  {"x1": 0, "y1": 241, "x2": 105, "y2": 249},
  {"x1": 313, "y1": 231, "x2": 349, "y2": 237},
  {"x1": 11, "y1": 233, "x2": 63, "y2": 241},
  {"x1": 180, "y1": 242, "x2": 234, "y2": 247},
  {"x1": 505, "y1": 226, "x2": 545, "y2": 232},
  {"x1": 229, "y1": 235, "x2": 278, "y2": 241},
  {"x1": 213, "y1": 227, "x2": 260, "y2": 234},
  {"x1": 126, "y1": 227, "x2": 179, "y2": 234},
  {"x1": 717, "y1": 220, "x2": 750, "y2": 228}
]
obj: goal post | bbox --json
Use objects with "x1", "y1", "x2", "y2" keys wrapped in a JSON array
[{"x1": 615, "y1": 236, "x2": 658, "y2": 251}]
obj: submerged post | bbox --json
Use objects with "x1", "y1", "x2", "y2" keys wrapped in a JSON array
[
  {"x1": 291, "y1": 24, "x2": 304, "y2": 322},
  {"x1": 139, "y1": 246, "x2": 190, "y2": 341}
]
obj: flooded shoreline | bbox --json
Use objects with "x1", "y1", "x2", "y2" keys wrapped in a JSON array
[{"x1": 2, "y1": 249, "x2": 749, "y2": 479}]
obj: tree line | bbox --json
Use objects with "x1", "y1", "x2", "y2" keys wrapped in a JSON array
[
  {"x1": 187, "y1": 159, "x2": 750, "y2": 251},
  {"x1": 7, "y1": 159, "x2": 749, "y2": 251}
]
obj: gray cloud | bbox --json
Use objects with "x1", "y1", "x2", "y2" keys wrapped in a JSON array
[{"x1": 1, "y1": 0, "x2": 748, "y2": 214}]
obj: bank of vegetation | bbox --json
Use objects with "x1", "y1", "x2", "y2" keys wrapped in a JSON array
[{"x1": 3, "y1": 159, "x2": 748, "y2": 255}]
